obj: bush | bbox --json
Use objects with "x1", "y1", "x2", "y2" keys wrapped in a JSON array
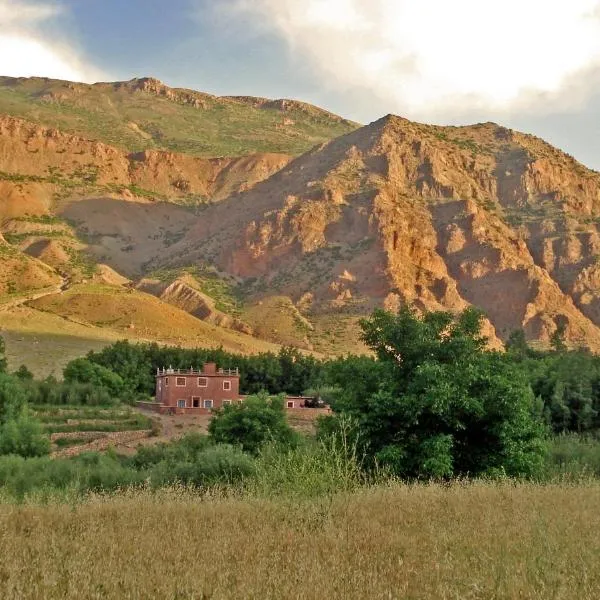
[
  {"x1": 252, "y1": 422, "x2": 365, "y2": 498},
  {"x1": 149, "y1": 444, "x2": 255, "y2": 488},
  {"x1": 13, "y1": 365, "x2": 33, "y2": 381},
  {"x1": 63, "y1": 358, "x2": 124, "y2": 399},
  {"x1": 0, "y1": 414, "x2": 50, "y2": 457},
  {"x1": 209, "y1": 393, "x2": 299, "y2": 455},
  {"x1": 543, "y1": 433, "x2": 600, "y2": 480}
]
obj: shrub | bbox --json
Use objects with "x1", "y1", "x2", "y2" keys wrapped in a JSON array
[
  {"x1": 63, "y1": 358, "x2": 124, "y2": 399},
  {"x1": 0, "y1": 414, "x2": 50, "y2": 457},
  {"x1": 209, "y1": 393, "x2": 299, "y2": 455}
]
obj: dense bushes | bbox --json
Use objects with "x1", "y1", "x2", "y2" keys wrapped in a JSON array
[
  {"x1": 0, "y1": 373, "x2": 50, "y2": 458},
  {"x1": 0, "y1": 433, "x2": 256, "y2": 498},
  {"x1": 208, "y1": 393, "x2": 298, "y2": 455},
  {"x1": 0, "y1": 414, "x2": 50, "y2": 458},
  {"x1": 63, "y1": 359, "x2": 125, "y2": 399}
]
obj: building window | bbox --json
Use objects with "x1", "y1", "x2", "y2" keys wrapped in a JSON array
[
  {"x1": 203, "y1": 399, "x2": 213, "y2": 409},
  {"x1": 192, "y1": 397, "x2": 200, "y2": 408},
  {"x1": 222, "y1": 399, "x2": 231, "y2": 406},
  {"x1": 198, "y1": 377, "x2": 208, "y2": 387},
  {"x1": 165, "y1": 378, "x2": 169, "y2": 387},
  {"x1": 177, "y1": 399, "x2": 186, "y2": 408},
  {"x1": 287, "y1": 401, "x2": 295, "y2": 409},
  {"x1": 176, "y1": 377, "x2": 186, "y2": 387},
  {"x1": 223, "y1": 380, "x2": 231, "y2": 391}
]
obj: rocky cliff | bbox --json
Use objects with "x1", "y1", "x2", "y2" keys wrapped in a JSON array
[{"x1": 161, "y1": 115, "x2": 600, "y2": 349}]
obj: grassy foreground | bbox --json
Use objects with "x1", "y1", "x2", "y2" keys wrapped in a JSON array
[{"x1": 1, "y1": 482, "x2": 600, "y2": 599}]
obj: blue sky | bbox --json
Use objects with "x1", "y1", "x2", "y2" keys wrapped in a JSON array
[{"x1": 1, "y1": 0, "x2": 600, "y2": 169}]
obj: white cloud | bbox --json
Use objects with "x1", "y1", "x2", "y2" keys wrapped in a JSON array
[
  {"x1": 227, "y1": 0, "x2": 600, "y2": 120},
  {"x1": 0, "y1": 0, "x2": 105, "y2": 82}
]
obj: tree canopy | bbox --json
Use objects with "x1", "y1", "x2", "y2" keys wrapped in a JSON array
[{"x1": 320, "y1": 307, "x2": 547, "y2": 479}]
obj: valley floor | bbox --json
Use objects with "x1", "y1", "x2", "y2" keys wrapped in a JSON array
[{"x1": 1, "y1": 482, "x2": 599, "y2": 599}]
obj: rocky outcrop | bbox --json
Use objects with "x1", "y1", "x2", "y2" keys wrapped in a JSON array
[
  {"x1": 137, "y1": 277, "x2": 252, "y2": 335},
  {"x1": 0, "y1": 115, "x2": 291, "y2": 205},
  {"x1": 168, "y1": 115, "x2": 600, "y2": 350}
]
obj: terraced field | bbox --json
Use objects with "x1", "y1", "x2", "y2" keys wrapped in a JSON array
[{"x1": 30, "y1": 406, "x2": 156, "y2": 457}]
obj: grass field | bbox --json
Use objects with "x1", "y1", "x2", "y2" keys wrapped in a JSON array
[
  {"x1": 0, "y1": 482, "x2": 599, "y2": 599},
  {"x1": 1, "y1": 330, "x2": 114, "y2": 378}
]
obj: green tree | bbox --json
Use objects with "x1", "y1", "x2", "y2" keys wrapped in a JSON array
[
  {"x1": 0, "y1": 413, "x2": 50, "y2": 457},
  {"x1": 208, "y1": 393, "x2": 298, "y2": 455},
  {"x1": 63, "y1": 358, "x2": 125, "y2": 399},
  {"x1": 323, "y1": 307, "x2": 547, "y2": 479},
  {"x1": 0, "y1": 336, "x2": 7, "y2": 373},
  {"x1": 0, "y1": 374, "x2": 49, "y2": 457},
  {"x1": 550, "y1": 321, "x2": 567, "y2": 353},
  {"x1": 13, "y1": 365, "x2": 33, "y2": 381},
  {"x1": 0, "y1": 373, "x2": 27, "y2": 423},
  {"x1": 505, "y1": 329, "x2": 534, "y2": 360}
]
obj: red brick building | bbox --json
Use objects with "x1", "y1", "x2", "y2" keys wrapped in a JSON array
[
  {"x1": 152, "y1": 363, "x2": 241, "y2": 414},
  {"x1": 138, "y1": 362, "x2": 329, "y2": 415}
]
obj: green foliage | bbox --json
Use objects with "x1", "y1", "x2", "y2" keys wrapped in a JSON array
[
  {"x1": 550, "y1": 321, "x2": 568, "y2": 353},
  {"x1": 13, "y1": 365, "x2": 33, "y2": 381},
  {"x1": 28, "y1": 377, "x2": 118, "y2": 406},
  {"x1": 0, "y1": 80, "x2": 357, "y2": 158},
  {"x1": 546, "y1": 434, "x2": 600, "y2": 480},
  {"x1": 0, "y1": 373, "x2": 28, "y2": 423},
  {"x1": 251, "y1": 426, "x2": 365, "y2": 498},
  {"x1": 0, "y1": 433, "x2": 255, "y2": 498},
  {"x1": 209, "y1": 393, "x2": 298, "y2": 455},
  {"x1": 83, "y1": 341, "x2": 322, "y2": 397},
  {"x1": 325, "y1": 307, "x2": 547, "y2": 479},
  {"x1": 0, "y1": 414, "x2": 50, "y2": 457},
  {"x1": 63, "y1": 358, "x2": 124, "y2": 398},
  {"x1": 0, "y1": 373, "x2": 49, "y2": 458},
  {"x1": 0, "y1": 336, "x2": 6, "y2": 373}
]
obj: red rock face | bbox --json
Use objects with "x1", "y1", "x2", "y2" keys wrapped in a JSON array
[{"x1": 172, "y1": 116, "x2": 600, "y2": 350}]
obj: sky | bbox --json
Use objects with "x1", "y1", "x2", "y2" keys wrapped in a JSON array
[{"x1": 1, "y1": 0, "x2": 600, "y2": 168}]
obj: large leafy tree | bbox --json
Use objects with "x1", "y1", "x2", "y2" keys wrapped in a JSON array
[
  {"x1": 323, "y1": 307, "x2": 546, "y2": 479},
  {"x1": 63, "y1": 358, "x2": 125, "y2": 398}
]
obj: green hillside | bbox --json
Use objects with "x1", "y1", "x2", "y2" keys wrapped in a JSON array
[{"x1": 0, "y1": 76, "x2": 358, "y2": 157}]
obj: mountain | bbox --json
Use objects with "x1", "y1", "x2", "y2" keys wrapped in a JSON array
[
  {"x1": 2, "y1": 76, "x2": 600, "y2": 369},
  {"x1": 142, "y1": 115, "x2": 600, "y2": 351},
  {"x1": 0, "y1": 76, "x2": 357, "y2": 157}
]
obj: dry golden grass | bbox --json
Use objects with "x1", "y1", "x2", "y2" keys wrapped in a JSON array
[
  {"x1": 1, "y1": 482, "x2": 600, "y2": 599},
  {"x1": 29, "y1": 284, "x2": 281, "y2": 354}
]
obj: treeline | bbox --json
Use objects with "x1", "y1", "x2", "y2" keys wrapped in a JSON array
[
  {"x1": 505, "y1": 330, "x2": 600, "y2": 433},
  {"x1": 79, "y1": 342, "x2": 324, "y2": 398},
  {"x1": 6, "y1": 304, "x2": 600, "y2": 481},
  {"x1": 76, "y1": 324, "x2": 600, "y2": 439}
]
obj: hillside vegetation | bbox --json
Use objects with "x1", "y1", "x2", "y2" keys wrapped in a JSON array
[
  {"x1": 2, "y1": 308, "x2": 600, "y2": 597},
  {"x1": 0, "y1": 76, "x2": 357, "y2": 157}
]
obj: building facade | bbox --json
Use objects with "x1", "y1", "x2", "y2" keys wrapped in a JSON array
[
  {"x1": 138, "y1": 362, "x2": 329, "y2": 416},
  {"x1": 153, "y1": 363, "x2": 241, "y2": 414}
]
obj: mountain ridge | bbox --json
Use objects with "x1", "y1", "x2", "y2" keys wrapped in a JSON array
[{"x1": 1, "y1": 76, "x2": 600, "y2": 361}]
